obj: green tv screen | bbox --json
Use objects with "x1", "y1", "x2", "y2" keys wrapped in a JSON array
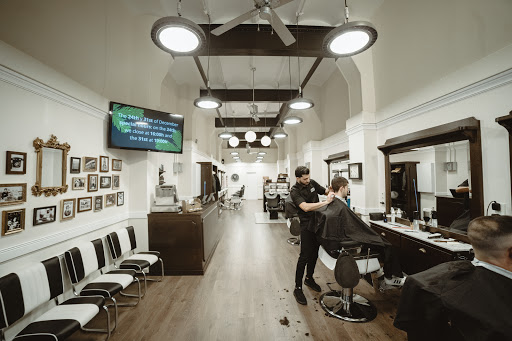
[{"x1": 108, "y1": 102, "x2": 184, "y2": 153}]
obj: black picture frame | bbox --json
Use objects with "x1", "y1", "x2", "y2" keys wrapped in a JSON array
[
  {"x1": 348, "y1": 163, "x2": 363, "y2": 180},
  {"x1": 70, "y1": 157, "x2": 81, "y2": 174},
  {"x1": 33, "y1": 205, "x2": 57, "y2": 226}
]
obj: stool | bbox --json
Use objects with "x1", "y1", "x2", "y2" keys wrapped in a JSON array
[{"x1": 318, "y1": 244, "x2": 380, "y2": 322}]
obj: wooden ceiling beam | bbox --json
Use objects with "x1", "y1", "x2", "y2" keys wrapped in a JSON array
[
  {"x1": 200, "y1": 89, "x2": 298, "y2": 102},
  {"x1": 215, "y1": 117, "x2": 278, "y2": 128}
]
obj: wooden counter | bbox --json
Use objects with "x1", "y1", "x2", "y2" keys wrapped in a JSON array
[{"x1": 148, "y1": 202, "x2": 223, "y2": 275}]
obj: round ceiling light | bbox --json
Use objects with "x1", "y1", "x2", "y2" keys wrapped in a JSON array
[
  {"x1": 229, "y1": 136, "x2": 239, "y2": 147},
  {"x1": 194, "y1": 96, "x2": 222, "y2": 109},
  {"x1": 245, "y1": 130, "x2": 257, "y2": 143},
  {"x1": 233, "y1": 156, "x2": 240, "y2": 159},
  {"x1": 261, "y1": 135, "x2": 271, "y2": 146},
  {"x1": 322, "y1": 21, "x2": 378, "y2": 57},
  {"x1": 257, "y1": 156, "x2": 264, "y2": 159},
  {"x1": 151, "y1": 16, "x2": 206, "y2": 55},
  {"x1": 230, "y1": 151, "x2": 239, "y2": 155},
  {"x1": 274, "y1": 130, "x2": 288, "y2": 138},
  {"x1": 287, "y1": 97, "x2": 314, "y2": 110},
  {"x1": 258, "y1": 151, "x2": 267, "y2": 155},
  {"x1": 218, "y1": 131, "x2": 232, "y2": 139},
  {"x1": 283, "y1": 116, "x2": 303, "y2": 125}
]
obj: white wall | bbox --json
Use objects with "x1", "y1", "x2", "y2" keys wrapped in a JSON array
[{"x1": 225, "y1": 162, "x2": 278, "y2": 199}]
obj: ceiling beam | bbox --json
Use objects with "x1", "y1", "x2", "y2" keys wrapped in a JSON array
[
  {"x1": 269, "y1": 57, "x2": 323, "y2": 137},
  {"x1": 215, "y1": 117, "x2": 278, "y2": 128},
  {"x1": 200, "y1": 89, "x2": 299, "y2": 102},
  {"x1": 193, "y1": 56, "x2": 224, "y2": 125},
  {"x1": 230, "y1": 132, "x2": 268, "y2": 140},
  {"x1": 194, "y1": 24, "x2": 333, "y2": 57}
]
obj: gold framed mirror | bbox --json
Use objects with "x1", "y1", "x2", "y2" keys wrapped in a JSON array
[{"x1": 32, "y1": 135, "x2": 70, "y2": 196}]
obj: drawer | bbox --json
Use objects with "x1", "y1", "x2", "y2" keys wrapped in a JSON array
[
  {"x1": 400, "y1": 235, "x2": 454, "y2": 274},
  {"x1": 370, "y1": 223, "x2": 401, "y2": 248}
]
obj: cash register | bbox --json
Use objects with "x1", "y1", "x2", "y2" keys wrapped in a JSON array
[{"x1": 151, "y1": 185, "x2": 181, "y2": 213}]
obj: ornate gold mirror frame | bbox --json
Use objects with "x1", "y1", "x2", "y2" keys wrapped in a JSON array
[{"x1": 32, "y1": 135, "x2": 70, "y2": 196}]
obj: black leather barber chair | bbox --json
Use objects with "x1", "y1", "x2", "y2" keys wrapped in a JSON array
[
  {"x1": 284, "y1": 195, "x2": 300, "y2": 245},
  {"x1": 265, "y1": 192, "x2": 281, "y2": 219},
  {"x1": 318, "y1": 241, "x2": 380, "y2": 322}
]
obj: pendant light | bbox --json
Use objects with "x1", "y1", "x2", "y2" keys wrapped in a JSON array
[
  {"x1": 274, "y1": 124, "x2": 288, "y2": 138},
  {"x1": 322, "y1": 0, "x2": 378, "y2": 57},
  {"x1": 261, "y1": 83, "x2": 274, "y2": 147},
  {"x1": 194, "y1": 16, "x2": 222, "y2": 110},
  {"x1": 218, "y1": 84, "x2": 232, "y2": 139},
  {"x1": 151, "y1": 0, "x2": 206, "y2": 55},
  {"x1": 283, "y1": 116, "x2": 303, "y2": 125},
  {"x1": 245, "y1": 67, "x2": 257, "y2": 143},
  {"x1": 228, "y1": 114, "x2": 239, "y2": 147},
  {"x1": 287, "y1": 17, "x2": 314, "y2": 110}
]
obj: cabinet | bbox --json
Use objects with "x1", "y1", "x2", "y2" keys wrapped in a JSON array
[
  {"x1": 390, "y1": 162, "x2": 419, "y2": 220},
  {"x1": 148, "y1": 203, "x2": 222, "y2": 275}
]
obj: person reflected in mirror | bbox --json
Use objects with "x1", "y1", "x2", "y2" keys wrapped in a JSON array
[
  {"x1": 394, "y1": 215, "x2": 512, "y2": 340},
  {"x1": 290, "y1": 166, "x2": 333, "y2": 305}
]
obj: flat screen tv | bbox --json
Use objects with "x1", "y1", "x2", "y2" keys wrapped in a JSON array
[{"x1": 108, "y1": 102, "x2": 184, "y2": 153}]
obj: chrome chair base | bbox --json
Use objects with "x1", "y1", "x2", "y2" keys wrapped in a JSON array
[
  {"x1": 287, "y1": 237, "x2": 300, "y2": 245},
  {"x1": 320, "y1": 291, "x2": 377, "y2": 323}
]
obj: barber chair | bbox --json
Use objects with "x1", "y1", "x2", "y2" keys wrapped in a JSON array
[
  {"x1": 265, "y1": 192, "x2": 281, "y2": 219},
  {"x1": 223, "y1": 185, "x2": 245, "y2": 210},
  {"x1": 318, "y1": 242, "x2": 380, "y2": 322},
  {"x1": 284, "y1": 195, "x2": 300, "y2": 245}
]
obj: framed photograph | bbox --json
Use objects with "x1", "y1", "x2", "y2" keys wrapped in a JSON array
[
  {"x1": 100, "y1": 156, "x2": 109, "y2": 172},
  {"x1": 2, "y1": 208, "x2": 25, "y2": 236},
  {"x1": 61, "y1": 198, "x2": 76, "y2": 220},
  {"x1": 83, "y1": 157, "x2": 97, "y2": 172},
  {"x1": 112, "y1": 175, "x2": 120, "y2": 190},
  {"x1": 88, "y1": 174, "x2": 98, "y2": 192},
  {"x1": 33, "y1": 205, "x2": 56, "y2": 226},
  {"x1": 6, "y1": 151, "x2": 27, "y2": 175},
  {"x1": 348, "y1": 163, "x2": 363, "y2": 180},
  {"x1": 94, "y1": 195, "x2": 103, "y2": 212},
  {"x1": 117, "y1": 191, "x2": 124, "y2": 206},
  {"x1": 77, "y1": 197, "x2": 92, "y2": 213},
  {"x1": 100, "y1": 176, "x2": 111, "y2": 189},
  {"x1": 105, "y1": 193, "x2": 116, "y2": 207},
  {"x1": 112, "y1": 159, "x2": 122, "y2": 171},
  {"x1": 0, "y1": 183, "x2": 27, "y2": 207},
  {"x1": 72, "y1": 177, "x2": 86, "y2": 190},
  {"x1": 70, "y1": 157, "x2": 81, "y2": 174}
]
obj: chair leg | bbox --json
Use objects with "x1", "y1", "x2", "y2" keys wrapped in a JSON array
[
  {"x1": 319, "y1": 287, "x2": 377, "y2": 323},
  {"x1": 81, "y1": 305, "x2": 112, "y2": 340},
  {"x1": 119, "y1": 277, "x2": 142, "y2": 306},
  {"x1": 146, "y1": 258, "x2": 165, "y2": 283},
  {"x1": 104, "y1": 297, "x2": 118, "y2": 331},
  {"x1": 287, "y1": 235, "x2": 301, "y2": 245}
]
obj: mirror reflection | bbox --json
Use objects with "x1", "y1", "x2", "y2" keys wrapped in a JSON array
[
  {"x1": 41, "y1": 147, "x2": 64, "y2": 188},
  {"x1": 32, "y1": 135, "x2": 70, "y2": 197},
  {"x1": 389, "y1": 141, "x2": 471, "y2": 233}
]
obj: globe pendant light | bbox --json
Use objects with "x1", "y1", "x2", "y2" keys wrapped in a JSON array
[
  {"x1": 218, "y1": 85, "x2": 232, "y2": 139},
  {"x1": 322, "y1": 0, "x2": 378, "y2": 57},
  {"x1": 194, "y1": 16, "x2": 222, "y2": 110},
  {"x1": 228, "y1": 115, "x2": 239, "y2": 147},
  {"x1": 261, "y1": 135, "x2": 271, "y2": 146},
  {"x1": 150, "y1": 0, "x2": 206, "y2": 55},
  {"x1": 245, "y1": 67, "x2": 257, "y2": 143},
  {"x1": 286, "y1": 17, "x2": 314, "y2": 111}
]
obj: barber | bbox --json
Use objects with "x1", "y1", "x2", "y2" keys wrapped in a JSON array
[{"x1": 291, "y1": 166, "x2": 333, "y2": 305}]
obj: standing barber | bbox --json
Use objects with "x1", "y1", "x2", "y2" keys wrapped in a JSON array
[{"x1": 291, "y1": 166, "x2": 333, "y2": 305}]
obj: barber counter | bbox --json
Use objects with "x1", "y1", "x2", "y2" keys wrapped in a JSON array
[
  {"x1": 148, "y1": 202, "x2": 223, "y2": 275},
  {"x1": 370, "y1": 220, "x2": 473, "y2": 275}
]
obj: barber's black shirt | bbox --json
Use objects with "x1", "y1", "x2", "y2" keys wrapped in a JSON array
[{"x1": 290, "y1": 179, "x2": 326, "y2": 224}]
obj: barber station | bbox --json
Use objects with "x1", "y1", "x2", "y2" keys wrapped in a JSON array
[{"x1": 1, "y1": 1, "x2": 512, "y2": 340}]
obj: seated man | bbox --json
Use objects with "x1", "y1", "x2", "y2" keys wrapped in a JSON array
[
  {"x1": 394, "y1": 215, "x2": 512, "y2": 340},
  {"x1": 313, "y1": 177, "x2": 405, "y2": 288}
]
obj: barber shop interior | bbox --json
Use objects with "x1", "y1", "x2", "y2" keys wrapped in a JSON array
[{"x1": 1, "y1": 0, "x2": 512, "y2": 340}]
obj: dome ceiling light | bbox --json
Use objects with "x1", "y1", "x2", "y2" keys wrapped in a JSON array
[
  {"x1": 258, "y1": 151, "x2": 266, "y2": 155},
  {"x1": 283, "y1": 116, "x2": 303, "y2": 125},
  {"x1": 274, "y1": 125, "x2": 288, "y2": 138},
  {"x1": 322, "y1": 0, "x2": 378, "y2": 57},
  {"x1": 230, "y1": 151, "x2": 239, "y2": 155},
  {"x1": 150, "y1": 1, "x2": 206, "y2": 55}
]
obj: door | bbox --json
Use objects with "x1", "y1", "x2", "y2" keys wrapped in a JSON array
[{"x1": 246, "y1": 172, "x2": 258, "y2": 200}]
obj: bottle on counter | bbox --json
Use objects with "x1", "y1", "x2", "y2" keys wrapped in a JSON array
[
  {"x1": 390, "y1": 207, "x2": 396, "y2": 223},
  {"x1": 413, "y1": 211, "x2": 420, "y2": 231},
  {"x1": 431, "y1": 210, "x2": 438, "y2": 227}
]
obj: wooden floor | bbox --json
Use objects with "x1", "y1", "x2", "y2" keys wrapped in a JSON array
[{"x1": 73, "y1": 200, "x2": 407, "y2": 341}]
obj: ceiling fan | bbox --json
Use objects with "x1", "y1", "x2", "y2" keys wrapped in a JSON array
[{"x1": 211, "y1": 0, "x2": 296, "y2": 46}]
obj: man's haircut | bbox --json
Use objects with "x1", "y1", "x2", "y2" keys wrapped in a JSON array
[
  {"x1": 331, "y1": 177, "x2": 348, "y2": 193},
  {"x1": 295, "y1": 166, "x2": 310, "y2": 178},
  {"x1": 468, "y1": 215, "x2": 512, "y2": 253}
]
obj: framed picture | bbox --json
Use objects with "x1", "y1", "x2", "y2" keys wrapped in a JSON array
[
  {"x1": 72, "y1": 177, "x2": 86, "y2": 190},
  {"x1": 100, "y1": 156, "x2": 109, "y2": 172},
  {"x1": 117, "y1": 191, "x2": 124, "y2": 206},
  {"x1": 6, "y1": 151, "x2": 27, "y2": 174},
  {"x1": 0, "y1": 183, "x2": 27, "y2": 206},
  {"x1": 348, "y1": 163, "x2": 363, "y2": 180},
  {"x1": 77, "y1": 197, "x2": 92, "y2": 213},
  {"x1": 100, "y1": 176, "x2": 111, "y2": 189},
  {"x1": 2, "y1": 208, "x2": 25, "y2": 236},
  {"x1": 83, "y1": 157, "x2": 97, "y2": 172},
  {"x1": 88, "y1": 174, "x2": 98, "y2": 192},
  {"x1": 70, "y1": 157, "x2": 81, "y2": 174},
  {"x1": 94, "y1": 195, "x2": 103, "y2": 211},
  {"x1": 112, "y1": 159, "x2": 122, "y2": 171},
  {"x1": 33, "y1": 205, "x2": 56, "y2": 226},
  {"x1": 105, "y1": 193, "x2": 116, "y2": 207},
  {"x1": 61, "y1": 198, "x2": 76, "y2": 220},
  {"x1": 112, "y1": 175, "x2": 120, "y2": 190}
]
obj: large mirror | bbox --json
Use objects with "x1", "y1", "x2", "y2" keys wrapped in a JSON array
[
  {"x1": 32, "y1": 135, "x2": 70, "y2": 196},
  {"x1": 378, "y1": 117, "x2": 483, "y2": 239}
]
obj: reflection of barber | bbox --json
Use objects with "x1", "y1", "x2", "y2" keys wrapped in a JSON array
[
  {"x1": 291, "y1": 166, "x2": 333, "y2": 305},
  {"x1": 394, "y1": 215, "x2": 512, "y2": 340}
]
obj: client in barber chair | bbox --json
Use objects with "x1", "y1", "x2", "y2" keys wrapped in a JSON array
[
  {"x1": 394, "y1": 215, "x2": 512, "y2": 341},
  {"x1": 313, "y1": 176, "x2": 406, "y2": 289}
]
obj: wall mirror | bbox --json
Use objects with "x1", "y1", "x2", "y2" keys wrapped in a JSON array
[
  {"x1": 378, "y1": 117, "x2": 483, "y2": 238},
  {"x1": 32, "y1": 135, "x2": 70, "y2": 196},
  {"x1": 324, "y1": 151, "x2": 350, "y2": 185}
]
